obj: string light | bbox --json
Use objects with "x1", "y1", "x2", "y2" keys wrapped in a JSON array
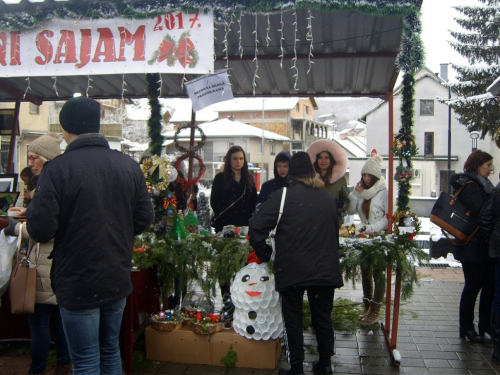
[
  {"x1": 306, "y1": 9, "x2": 314, "y2": 74},
  {"x1": 252, "y1": 14, "x2": 259, "y2": 96},
  {"x1": 238, "y1": 14, "x2": 243, "y2": 59},
  {"x1": 23, "y1": 77, "x2": 31, "y2": 99},
  {"x1": 292, "y1": 10, "x2": 299, "y2": 90},
  {"x1": 266, "y1": 13, "x2": 271, "y2": 47},
  {"x1": 52, "y1": 76, "x2": 59, "y2": 97},
  {"x1": 86, "y1": 75, "x2": 93, "y2": 97},
  {"x1": 122, "y1": 74, "x2": 128, "y2": 100},
  {"x1": 223, "y1": 13, "x2": 233, "y2": 71},
  {"x1": 279, "y1": 9, "x2": 284, "y2": 69},
  {"x1": 157, "y1": 74, "x2": 162, "y2": 97}
]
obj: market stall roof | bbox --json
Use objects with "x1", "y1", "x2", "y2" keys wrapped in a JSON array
[{"x1": 0, "y1": 0, "x2": 422, "y2": 104}]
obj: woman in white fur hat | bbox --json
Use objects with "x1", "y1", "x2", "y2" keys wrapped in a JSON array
[
  {"x1": 346, "y1": 155, "x2": 388, "y2": 324},
  {"x1": 306, "y1": 140, "x2": 350, "y2": 224}
]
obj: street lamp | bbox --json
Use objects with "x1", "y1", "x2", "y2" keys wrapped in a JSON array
[{"x1": 470, "y1": 131, "x2": 480, "y2": 152}]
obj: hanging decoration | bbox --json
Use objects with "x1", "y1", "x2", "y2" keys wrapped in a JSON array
[
  {"x1": 173, "y1": 124, "x2": 207, "y2": 153},
  {"x1": 252, "y1": 14, "x2": 259, "y2": 96},
  {"x1": 147, "y1": 31, "x2": 199, "y2": 69},
  {"x1": 174, "y1": 153, "x2": 206, "y2": 191}
]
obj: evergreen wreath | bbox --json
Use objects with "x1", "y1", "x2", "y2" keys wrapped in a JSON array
[{"x1": 173, "y1": 124, "x2": 207, "y2": 153}]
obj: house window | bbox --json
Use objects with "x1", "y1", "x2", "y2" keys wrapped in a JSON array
[
  {"x1": 259, "y1": 143, "x2": 263, "y2": 154},
  {"x1": 270, "y1": 143, "x2": 275, "y2": 155},
  {"x1": 424, "y1": 132, "x2": 434, "y2": 157},
  {"x1": 303, "y1": 105, "x2": 309, "y2": 114},
  {"x1": 296, "y1": 104, "x2": 299, "y2": 111},
  {"x1": 228, "y1": 142, "x2": 234, "y2": 148},
  {"x1": 420, "y1": 100, "x2": 434, "y2": 116},
  {"x1": 29, "y1": 103, "x2": 39, "y2": 115}
]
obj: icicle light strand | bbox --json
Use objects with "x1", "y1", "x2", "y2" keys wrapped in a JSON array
[
  {"x1": 252, "y1": 14, "x2": 259, "y2": 96},
  {"x1": 23, "y1": 77, "x2": 30, "y2": 99},
  {"x1": 292, "y1": 11, "x2": 299, "y2": 90},
  {"x1": 238, "y1": 14, "x2": 243, "y2": 59},
  {"x1": 266, "y1": 13, "x2": 271, "y2": 47},
  {"x1": 157, "y1": 74, "x2": 162, "y2": 97},
  {"x1": 86, "y1": 75, "x2": 93, "y2": 97},
  {"x1": 307, "y1": 9, "x2": 314, "y2": 74},
  {"x1": 52, "y1": 76, "x2": 59, "y2": 97},
  {"x1": 279, "y1": 9, "x2": 284, "y2": 69},
  {"x1": 122, "y1": 74, "x2": 128, "y2": 100}
]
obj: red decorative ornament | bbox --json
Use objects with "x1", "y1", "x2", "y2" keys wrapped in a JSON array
[
  {"x1": 163, "y1": 195, "x2": 177, "y2": 209},
  {"x1": 195, "y1": 312, "x2": 202, "y2": 322},
  {"x1": 174, "y1": 153, "x2": 206, "y2": 191},
  {"x1": 156, "y1": 37, "x2": 196, "y2": 68}
]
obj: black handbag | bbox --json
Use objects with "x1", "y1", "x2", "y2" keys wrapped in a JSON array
[{"x1": 430, "y1": 182, "x2": 479, "y2": 245}]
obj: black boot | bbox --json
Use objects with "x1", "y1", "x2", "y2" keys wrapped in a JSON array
[
  {"x1": 459, "y1": 328, "x2": 484, "y2": 343},
  {"x1": 491, "y1": 315, "x2": 500, "y2": 365}
]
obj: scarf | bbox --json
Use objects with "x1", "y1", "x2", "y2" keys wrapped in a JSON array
[
  {"x1": 476, "y1": 174, "x2": 495, "y2": 195},
  {"x1": 360, "y1": 177, "x2": 387, "y2": 201}
]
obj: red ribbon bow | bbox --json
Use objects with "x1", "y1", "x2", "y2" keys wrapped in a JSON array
[
  {"x1": 157, "y1": 37, "x2": 195, "y2": 68},
  {"x1": 163, "y1": 195, "x2": 177, "y2": 209}
]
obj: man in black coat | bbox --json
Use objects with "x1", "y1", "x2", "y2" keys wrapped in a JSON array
[
  {"x1": 26, "y1": 96, "x2": 154, "y2": 374},
  {"x1": 249, "y1": 152, "x2": 342, "y2": 375}
]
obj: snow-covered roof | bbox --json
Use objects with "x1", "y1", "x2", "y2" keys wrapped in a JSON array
[
  {"x1": 126, "y1": 98, "x2": 218, "y2": 123},
  {"x1": 332, "y1": 134, "x2": 366, "y2": 158},
  {"x1": 162, "y1": 118, "x2": 290, "y2": 141},
  {"x1": 121, "y1": 139, "x2": 148, "y2": 152},
  {"x1": 488, "y1": 76, "x2": 500, "y2": 96},
  {"x1": 213, "y1": 98, "x2": 300, "y2": 112}
]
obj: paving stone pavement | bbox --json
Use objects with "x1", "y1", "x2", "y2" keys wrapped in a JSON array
[{"x1": 1, "y1": 267, "x2": 499, "y2": 375}]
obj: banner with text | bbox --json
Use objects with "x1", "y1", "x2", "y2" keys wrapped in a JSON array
[
  {"x1": 185, "y1": 70, "x2": 233, "y2": 112},
  {"x1": 1, "y1": 12, "x2": 214, "y2": 77}
]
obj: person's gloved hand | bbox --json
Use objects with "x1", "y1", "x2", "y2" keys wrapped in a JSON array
[{"x1": 4, "y1": 217, "x2": 19, "y2": 237}]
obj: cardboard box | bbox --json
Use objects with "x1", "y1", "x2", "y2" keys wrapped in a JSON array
[
  {"x1": 209, "y1": 329, "x2": 281, "y2": 369},
  {"x1": 146, "y1": 326, "x2": 281, "y2": 369},
  {"x1": 145, "y1": 326, "x2": 211, "y2": 364}
]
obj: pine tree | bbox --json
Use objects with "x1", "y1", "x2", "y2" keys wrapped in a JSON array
[{"x1": 445, "y1": 0, "x2": 500, "y2": 138}]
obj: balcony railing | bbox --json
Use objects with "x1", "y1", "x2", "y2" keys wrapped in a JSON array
[{"x1": 49, "y1": 121, "x2": 122, "y2": 138}]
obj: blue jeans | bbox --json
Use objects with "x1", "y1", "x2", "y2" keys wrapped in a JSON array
[
  {"x1": 60, "y1": 298, "x2": 126, "y2": 375},
  {"x1": 29, "y1": 304, "x2": 70, "y2": 374}
]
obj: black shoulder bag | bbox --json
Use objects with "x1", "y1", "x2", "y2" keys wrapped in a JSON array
[{"x1": 430, "y1": 181, "x2": 479, "y2": 245}]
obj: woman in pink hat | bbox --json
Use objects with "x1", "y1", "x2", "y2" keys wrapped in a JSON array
[{"x1": 306, "y1": 140, "x2": 350, "y2": 224}]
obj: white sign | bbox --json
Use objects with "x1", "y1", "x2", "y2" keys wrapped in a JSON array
[
  {"x1": 185, "y1": 70, "x2": 234, "y2": 112},
  {"x1": 0, "y1": 12, "x2": 214, "y2": 77}
]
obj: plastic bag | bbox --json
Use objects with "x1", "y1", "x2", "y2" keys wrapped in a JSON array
[{"x1": 0, "y1": 229, "x2": 19, "y2": 297}]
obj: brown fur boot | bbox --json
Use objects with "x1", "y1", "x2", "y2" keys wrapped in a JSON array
[
  {"x1": 358, "y1": 298, "x2": 371, "y2": 320},
  {"x1": 54, "y1": 364, "x2": 72, "y2": 375},
  {"x1": 361, "y1": 301, "x2": 382, "y2": 324}
]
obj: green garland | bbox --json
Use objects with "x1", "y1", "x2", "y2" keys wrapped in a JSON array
[
  {"x1": 146, "y1": 73, "x2": 164, "y2": 157},
  {"x1": 0, "y1": 1, "x2": 421, "y2": 31},
  {"x1": 339, "y1": 233, "x2": 429, "y2": 301},
  {"x1": 133, "y1": 234, "x2": 251, "y2": 301}
]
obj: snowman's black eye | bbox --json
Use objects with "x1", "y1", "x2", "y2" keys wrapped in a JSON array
[
  {"x1": 260, "y1": 276, "x2": 269, "y2": 282},
  {"x1": 242, "y1": 274, "x2": 250, "y2": 282}
]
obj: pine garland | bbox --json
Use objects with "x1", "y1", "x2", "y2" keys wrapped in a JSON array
[
  {"x1": 146, "y1": 73, "x2": 164, "y2": 157},
  {"x1": 339, "y1": 233, "x2": 429, "y2": 300},
  {"x1": 0, "y1": 1, "x2": 421, "y2": 31}
]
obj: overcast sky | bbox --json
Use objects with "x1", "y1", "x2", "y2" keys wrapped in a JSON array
[{"x1": 420, "y1": 0, "x2": 477, "y2": 81}]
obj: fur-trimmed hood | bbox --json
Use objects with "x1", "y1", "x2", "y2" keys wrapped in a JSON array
[{"x1": 306, "y1": 139, "x2": 348, "y2": 184}]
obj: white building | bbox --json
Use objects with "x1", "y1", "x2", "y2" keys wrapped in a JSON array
[{"x1": 355, "y1": 67, "x2": 498, "y2": 205}]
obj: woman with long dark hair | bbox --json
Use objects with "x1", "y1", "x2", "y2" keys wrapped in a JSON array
[
  {"x1": 210, "y1": 145, "x2": 258, "y2": 234},
  {"x1": 210, "y1": 146, "x2": 258, "y2": 313},
  {"x1": 346, "y1": 155, "x2": 388, "y2": 324},
  {"x1": 451, "y1": 149, "x2": 495, "y2": 342}
]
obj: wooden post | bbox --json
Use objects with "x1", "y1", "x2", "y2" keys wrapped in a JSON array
[{"x1": 382, "y1": 90, "x2": 402, "y2": 364}]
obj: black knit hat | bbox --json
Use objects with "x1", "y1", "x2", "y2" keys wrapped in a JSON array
[
  {"x1": 59, "y1": 96, "x2": 101, "y2": 135},
  {"x1": 289, "y1": 151, "x2": 316, "y2": 179}
]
